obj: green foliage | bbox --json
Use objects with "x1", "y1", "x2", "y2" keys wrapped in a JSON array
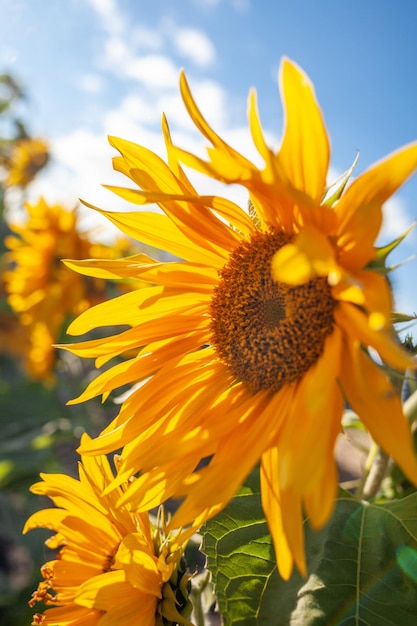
[{"x1": 203, "y1": 468, "x2": 417, "y2": 625}]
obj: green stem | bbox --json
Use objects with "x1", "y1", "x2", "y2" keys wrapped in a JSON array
[
  {"x1": 190, "y1": 572, "x2": 210, "y2": 626},
  {"x1": 404, "y1": 389, "x2": 417, "y2": 429},
  {"x1": 355, "y1": 440, "x2": 378, "y2": 500},
  {"x1": 361, "y1": 446, "x2": 390, "y2": 500}
]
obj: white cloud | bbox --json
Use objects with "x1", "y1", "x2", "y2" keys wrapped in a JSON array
[
  {"x1": 231, "y1": 0, "x2": 250, "y2": 13},
  {"x1": 85, "y1": 0, "x2": 126, "y2": 35},
  {"x1": 104, "y1": 94, "x2": 161, "y2": 130},
  {"x1": 103, "y1": 35, "x2": 131, "y2": 68},
  {"x1": 76, "y1": 73, "x2": 104, "y2": 94},
  {"x1": 192, "y1": 0, "x2": 222, "y2": 5},
  {"x1": 186, "y1": 79, "x2": 227, "y2": 128},
  {"x1": 378, "y1": 196, "x2": 415, "y2": 244},
  {"x1": 131, "y1": 24, "x2": 164, "y2": 51},
  {"x1": 172, "y1": 27, "x2": 216, "y2": 67},
  {"x1": 124, "y1": 54, "x2": 180, "y2": 89}
]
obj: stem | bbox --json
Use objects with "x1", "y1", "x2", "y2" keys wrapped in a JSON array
[
  {"x1": 361, "y1": 446, "x2": 391, "y2": 500},
  {"x1": 190, "y1": 572, "x2": 211, "y2": 626},
  {"x1": 191, "y1": 595, "x2": 206, "y2": 626},
  {"x1": 355, "y1": 439, "x2": 378, "y2": 499},
  {"x1": 404, "y1": 389, "x2": 417, "y2": 430}
]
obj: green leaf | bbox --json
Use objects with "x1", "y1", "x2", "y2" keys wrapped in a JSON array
[{"x1": 202, "y1": 468, "x2": 417, "y2": 625}]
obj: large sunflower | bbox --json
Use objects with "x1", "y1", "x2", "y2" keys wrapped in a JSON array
[
  {"x1": 63, "y1": 58, "x2": 417, "y2": 579},
  {"x1": 24, "y1": 434, "x2": 194, "y2": 626}
]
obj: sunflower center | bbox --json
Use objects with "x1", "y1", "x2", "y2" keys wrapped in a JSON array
[{"x1": 210, "y1": 230, "x2": 336, "y2": 394}]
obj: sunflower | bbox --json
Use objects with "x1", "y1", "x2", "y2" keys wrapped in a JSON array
[
  {"x1": 1, "y1": 136, "x2": 49, "y2": 188},
  {"x1": 3, "y1": 197, "x2": 132, "y2": 380},
  {"x1": 63, "y1": 58, "x2": 417, "y2": 579},
  {"x1": 24, "y1": 434, "x2": 194, "y2": 626}
]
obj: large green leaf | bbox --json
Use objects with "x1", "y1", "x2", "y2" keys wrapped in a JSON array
[{"x1": 202, "y1": 469, "x2": 417, "y2": 625}]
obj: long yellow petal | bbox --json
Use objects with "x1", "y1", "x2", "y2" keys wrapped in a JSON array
[
  {"x1": 81, "y1": 201, "x2": 225, "y2": 266},
  {"x1": 260, "y1": 447, "x2": 295, "y2": 580},
  {"x1": 278, "y1": 58, "x2": 330, "y2": 203},
  {"x1": 171, "y1": 386, "x2": 293, "y2": 529},
  {"x1": 335, "y1": 302, "x2": 415, "y2": 370},
  {"x1": 67, "y1": 286, "x2": 207, "y2": 335},
  {"x1": 278, "y1": 328, "x2": 343, "y2": 494},
  {"x1": 340, "y1": 338, "x2": 417, "y2": 485},
  {"x1": 335, "y1": 142, "x2": 417, "y2": 270},
  {"x1": 63, "y1": 254, "x2": 158, "y2": 280}
]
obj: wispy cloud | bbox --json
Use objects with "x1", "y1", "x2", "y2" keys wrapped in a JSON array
[
  {"x1": 231, "y1": 0, "x2": 251, "y2": 13},
  {"x1": 84, "y1": 0, "x2": 126, "y2": 34},
  {"x1": 76, "y1": 73, "x2": 105, "y2": 94},
  {"x1": 379, "y1": 196, "x2": 416, "y2": 243},
  {"x1": 172, "y1": 27, "x2": 216, "y2": 66},
  {"x1": 124, "y1": 54, "x2": 180, "y2": 89}
]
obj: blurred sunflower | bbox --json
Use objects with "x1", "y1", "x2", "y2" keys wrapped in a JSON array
[
  {"x1": 1, "y1": 136, "x2": 49, "y2": 188},
  {"x1": 63, "y1": 58, "x2": 417, "y2": 579},
  {"x1": 3, "y1": 197, "x2": 132, "y2": 380},
  {"x1": 24, "y1": 433, "x2": 194, "y2": 626}
]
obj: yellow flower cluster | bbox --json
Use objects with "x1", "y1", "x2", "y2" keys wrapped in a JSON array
[
  {"x1": 1, "y1": 136, "x2": 49, "y2": 188},
  {"x1": 3, "y1": 197, "x2": 131, "y2": 380}
]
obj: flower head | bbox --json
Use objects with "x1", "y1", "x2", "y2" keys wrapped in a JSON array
[
  {"x1": 63, "y1": 58, "x2": 417, "y2": 579},
  {"x1": 3, "y1": 197, "x2": 131, "y2": 380},
  {"x1": 24, "y1": 434, "x2": 194, "y2": 626},
  {"x1": 1, "y1": 136, "x2": 49, "y2": 188}
]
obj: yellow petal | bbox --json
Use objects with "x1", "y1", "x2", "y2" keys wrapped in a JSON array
[
  {"x1": 39, "y1": 604, "x2": 99, "y2": 625},
  {"x1": 335, "y1": 302, "x2": 415, "y2": 370},
  {"x1": 260, "y1": 446, "x2": 295, "y2": 580},
  {"x1": 67, "y1": 285, "x2": 207, "y2": 336},
  {"x1": 335, "y1": 142, "x2": 417, "y2": 270},
  {"x1": 272, "y1": 223, "x2": 338, "y2": 284},
  {"x1": 303, "y1": 459, "x2": 338, "y2": 530},
  {"x1": 81, "y1": 201, "x2": 225, "y2": 267},
  {"x1": 114, "y1": 534, "x2": 160, "y2": 597},
  {"x1": 340, "y1": 338, "x2": 417, "y2": 485},
  {"x1": 280, "y1": 487, "x2": 306, "y2": 578},
  {"x1": 179, "y1": 71, "x2": 256, "y2": 178},
  {"x1": 171, "y1": 387, "x2": 293, "y2": 529},
  {"x1": 278, "y1": 58, "x2": 330, "y2": 203},
  {"x1": 278, "y1": 328, "x2": 343, "y2": 495},
  {"x1": 331, "y1": 269, "x2": 393, "y2": 329},
  {"x1": 63, "y1": 254, "x2": 158, "y2": 280}
]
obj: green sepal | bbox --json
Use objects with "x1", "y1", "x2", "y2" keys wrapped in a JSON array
[
  {"x1": 392, "y1": 311, "x2": 417, "y2": 324},
  {"x1": 368, "y1": 222, "x2": 416, "y2": 274},
  {"x1": 322, "y1": 152, "x2": 359, "y2": 207}
]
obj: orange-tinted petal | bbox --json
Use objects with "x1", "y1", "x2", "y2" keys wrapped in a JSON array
[
  {"x1": 335, "y1": 142, "x2": 417, "y2": 270},
  {"x1": 81, "y1": 201, "x2": 226, "y2": 267},
  {"x1": 260, "y1": 446, "x2": 295, "y2": 580},
  {"x1": 332, "y1": 269, "x2": 393, "y2": 329},
  {"x1": 335, "y1": 302, "x2": 415, "y2": 370},
  {"x1": 340, "y1": 337, "x2": 417, "y2": 485}
]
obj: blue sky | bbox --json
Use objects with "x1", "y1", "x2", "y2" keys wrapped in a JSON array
[{"x1": 1, "y1": 0, "x2": 417, "y2": 317}]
